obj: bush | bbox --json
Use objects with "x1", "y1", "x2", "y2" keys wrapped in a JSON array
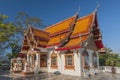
[
  {"x1": 116, "y1": 62, "x2": 120, "y2": 67},
  {"x1": 99, "y1": 50, "x2": 120, "y2": 67}
]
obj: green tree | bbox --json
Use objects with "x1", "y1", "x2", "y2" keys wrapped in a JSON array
[
  {"x1": 99, "y1": 48, "x2": 111, "y2": 66},
  {"x1": 0, "y1": 14, "x2": 16, "y2": 54},
  {"x1": 0, "y1": 14, "x2": 16, "y2": 43},
  {"x1": 15, "y1": 12, "x2": 44, "y2": 35},
  {"x1": 7, "y1": 39, "x2": 21, "y2": 60},
  {"x1": 99, "y1": 54, "x2": 106, "y2": 66},
  {"x1": 99, "y1": 47, "x2": 120, "y2": 67},
  {"x1": 14, "y1": 12, "x2": 44, "y2": 47}
]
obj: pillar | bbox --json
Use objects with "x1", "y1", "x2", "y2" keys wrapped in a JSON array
[
  {"x1": 79, "y1": 48, "x2": 84, "y2": 77},
  {"x1": 34, "y1": 53, "x2": 40, "y2": 73},
  {"x1": 96, "y1": 52, "x2": 99, "y2": 69},
  {"x1": 30, "y1": 55, "x2": 32, "y2": 65},
  {"x1": 27, "y1": 54, "x2": 30, "y2": 64},
  {"x1": 47, "y1": 51, "x2": 50, "y2": 72},
  {"x1": 89, "y1": 51, "x2": 93, "y2": 68},
  {"x1": 32, "y1": 55, "x2": 34, "y2": 67},
  {"x1": 79, "y1": 51, "x2": 83, "y2": 76}
]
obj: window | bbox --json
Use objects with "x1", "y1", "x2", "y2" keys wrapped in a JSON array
[
  {"x1": 66, "y1": 55, "x2": 72, "y2": 65},
  {"x1": 51, "y1": 57, "x2": 57, "y2": 65},
  {"x1": 65, "y1": 50, "x2": 74, "y2": 70},
  {"x1": 51, "y1": 52, "x2": 58, "y2": 69}
]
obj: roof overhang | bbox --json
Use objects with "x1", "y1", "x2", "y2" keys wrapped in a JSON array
[{"x1": 55, "y1": 45, "x2": 81, "y2": 51}]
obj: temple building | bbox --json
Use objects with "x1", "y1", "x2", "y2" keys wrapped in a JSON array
[{"x1": 11, "y1": 8, "x2": 104, "y2": 76}]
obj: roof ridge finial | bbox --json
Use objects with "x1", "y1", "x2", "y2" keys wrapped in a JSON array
[
  {"x1": 94, "y1": 1, "x2": 99, "y2": 12},
  {"x1": 75, "y1": 6, "x2": 80, "y2": 15}
]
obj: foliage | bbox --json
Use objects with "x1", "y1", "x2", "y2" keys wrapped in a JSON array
[
  {"x1": 15, "y1": 12, "x2": 44, "y2": 35},
  {"x1": 99, "y1": 48, "x2": 120, "y2": 67},
  {"x1": 0, "y1": 14, "x2": 17, "y2": 55},
  {"x1": 99, "y1": 54, "x2": 106, "y2": 66},
  {"x1": 0, "y1": 12, "x2": 44, "y2": 57},
  {"x1": 115, "y1": 57, "x2": 120, "y2": 67},
  {"x1": 13, "y1": 12, "x2": 44, "y2": 48},
  {"x1": 6, "y1": 39, "x2": 21, "y2": 60},
  {"x1": 7, "y1": 12, "x2": 44, "y2": 59},
  {"x1": 7, "y1": 53, "x2": 13, "y2": 61},
  {"x1": 0, "y1": 14, "x2": 16, "y2": 43}
]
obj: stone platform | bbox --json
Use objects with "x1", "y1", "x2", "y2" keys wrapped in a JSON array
[{"x1": 0, "y1": 70, "x2": 120, "y2": 80}]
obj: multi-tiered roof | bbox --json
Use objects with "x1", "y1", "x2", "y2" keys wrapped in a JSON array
[{"x1": 20, "y1": 10, "x2": 104, "y2": 54}]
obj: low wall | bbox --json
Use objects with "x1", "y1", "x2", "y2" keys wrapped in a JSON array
[{"x1": 99, "y1": 66, "x2": 120, "y2": 74}]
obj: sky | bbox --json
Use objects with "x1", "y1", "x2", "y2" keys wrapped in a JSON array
[{"x1": 0, "y1": 0, "x2": 120, "y2": 53}]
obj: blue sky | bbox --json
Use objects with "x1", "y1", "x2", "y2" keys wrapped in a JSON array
[{"x1": 0, "y1": 0, "x2": 120, "y2": 53}]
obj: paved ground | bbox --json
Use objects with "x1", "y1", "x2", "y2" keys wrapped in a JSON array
[{"x1": 0, "y1": 70, "x2": 120, "y2": 80}]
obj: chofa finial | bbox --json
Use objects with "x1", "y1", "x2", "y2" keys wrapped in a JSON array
[
  {"x1": 76, "y1": 6, "x2": 80, "y2": 15},
  {"x1": 94, "y1": 1, "x2": 99, "y2": 12}
]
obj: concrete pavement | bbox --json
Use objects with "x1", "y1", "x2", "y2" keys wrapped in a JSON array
[{"x1": 0, "y1": 70, "x2": 120, "y2": 80}]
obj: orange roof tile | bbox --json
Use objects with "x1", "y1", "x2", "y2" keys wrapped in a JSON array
[
  {"x1": 72, "y1": 13, "x2": 94, "y2": 36},
  {"x1": 44, "y1": 15, "x2": 76, "y2": 35},
  {"x1": 45, "y1": 13, "x2": 94, "y2": 47},
  {"x1": 38, "y1": 40, "x2": 48, "y2": 46},
  {"x1": 47, "y1": 32, "x2": 68, "y2": 46},
  {"x1": 63, "y1": 35, "x2": 89, "y2": 48},
  {"x1": 31, "y1": 27, "x2": 49, "y2": 40}
]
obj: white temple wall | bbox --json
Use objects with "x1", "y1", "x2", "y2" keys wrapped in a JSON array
[
  {"x1": 48, "y1": 50, "x2": 81, "y2": 76},
  {"x1": 47, "y1": 48, "x2": 100, "y2": 76}
]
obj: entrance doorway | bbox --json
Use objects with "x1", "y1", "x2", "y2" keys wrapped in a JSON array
[{"x1": 40, "y1": 54, "x2": 47, "y2": 67}]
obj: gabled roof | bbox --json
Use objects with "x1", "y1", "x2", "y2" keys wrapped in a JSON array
[
  {"x1": 31, "y1": 27, "x2": 49, "y2": 40},
  {"x1": 55, "y1": 12, "x2": 95, "y2": 50},
  {"x1": 55, "y1": 11, "x2": 104, "y2": 51},
  {"x1": 45, "y1": 14, "x2": 78, "y2": 47},
  {"x1": 65, "y1": 35, "x2": 89, "y2": 47},
  {"x1": 21, "y1": 27, "x2": 50, "y2": 52},
  {"x1": 47, "y1": 32, "x2": 69, "y2": 47},
  {"x1": 71, "y1": 13, "x2": 94, "y2": 36},
  {"x1": 44, "y1": 15, "x2": 77, "y2": 36},
  {"x1": 56, "y1": 35, "x2": 89, "y2": 51},
  {"x1": 21, "y1": 10, "x2": 104, "y2": 52}
]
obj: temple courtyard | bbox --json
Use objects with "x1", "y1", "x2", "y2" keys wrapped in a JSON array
[{"x1": 0, "y1": 70, "x2": 120, "y2": 80}]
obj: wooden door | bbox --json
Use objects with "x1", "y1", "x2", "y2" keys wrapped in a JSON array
[{"x1": 40, "y1": 54, "x2": 47, "y2": 67}]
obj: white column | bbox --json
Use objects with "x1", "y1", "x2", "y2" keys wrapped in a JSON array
[
  {"x1": 34, "y1": 53, "x2": 40, "y2": 73},
  {"x1": 47, "y1": 51, "x2": 50, "y2": 72},
  {"x1": 39, "y1": 54, "x2": 40, "y2": 69},
  {"x1": 79, "y1": 48, "x2": 84, "y2": 77},
  {"x1": 27, "y1": 54, "x2": 30, "y2": 64},
  {"x1": 79, "y1": 51, "x2": 83, "y2": 76},
  {"x1": 96, "y1": 52, "x2": 99, "y2": 69},
  {"x1": 89, "y1": 52, "x2": 93, "y2": 68},
  {"x1": 33, "y1": 55, "x2": 34, "y2": 67},
  {"x1": 30, "y1": 55, "x2": 32, "y2": 64}
]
